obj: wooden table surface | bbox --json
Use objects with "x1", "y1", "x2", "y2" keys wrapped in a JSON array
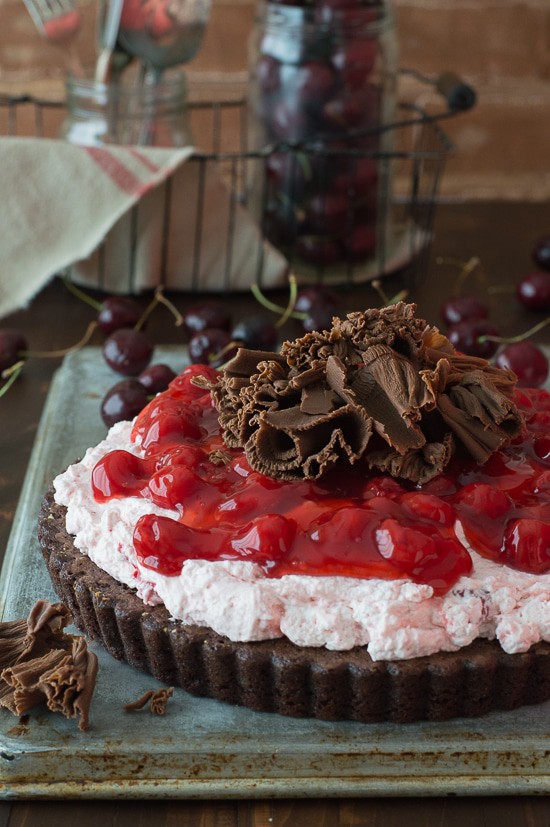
[{"x1": 1, "y1": 201, "x2": 549, "y2": 824}]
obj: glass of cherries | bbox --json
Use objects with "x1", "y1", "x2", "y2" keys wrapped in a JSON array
[{"x1": 248, "y1": 0, "x2": 397, "y2": 274}]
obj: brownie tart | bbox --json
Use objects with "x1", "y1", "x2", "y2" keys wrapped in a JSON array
[{"x1": 38, "y1": 304, "x2": 550, "y2": 723}]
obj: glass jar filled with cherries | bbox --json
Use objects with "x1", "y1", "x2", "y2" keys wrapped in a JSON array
[{"x1": 248, "y1": 0, "x2": 398, "y2": 277}]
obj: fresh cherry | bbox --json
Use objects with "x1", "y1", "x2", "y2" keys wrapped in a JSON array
[
  {"x1": 183, "y1": 303, "x2": 232, "y2": 338},
  {"x1": 532, "y1": 235, "x2": 550, "y2": 272},
  {"x1": 447, "y1": 319, "x2": 500, "y2": 358},
  {"x1": 331, "y1": 41, "x2": 378, "y2": 90},
  {"x1": 188, "y1": 328, "x2": 238, "y2": 367},
  {"x1": 343, "y1": 225, "x2": 376, "y2": 262},
  {"x1": 97, "y1": 296, "x2": 143, "y2": 335},
  {"x1": 294, "y1": 284, "x2": 339, "y2": 316},
  {"x1": 0, "y1": 329, "x2": 27, "y2": 373},
  {"x1": 231, "y1": 315, "x2": 278, "y2": 351},
  {"x1": 100, "y1": 379, "x2": 149, "y2": 427},
  {"x1": 285, "y1": 61, "x2": 335, "y2": 106},
  {"x1": 304, "y1": 192, "x2": 350, "y2": 234},
  {"x1": 495, "y1": 341, "x2": 549, "y2": 388},
  {"x1": 516, "y1": 271, "x2": 550, "y2": 312},
  {"x1": 302, "y1": 303, "x2": 337, "y2": 333},
  {"x1": 440, "y1": 296, "x2": 489, "y2": 327},
  {"x1": 138, "y1": 363, "x2": 177, "y2": 394},
  {"x1": 296, "y1": 236, "x2": 342, "y2": 266},
  {"x1": 102, "y1": 328, "x2": 154, "y2": 376},
  {"x1": 255, "y1": 54, "x2": 281, "y2": 93}
]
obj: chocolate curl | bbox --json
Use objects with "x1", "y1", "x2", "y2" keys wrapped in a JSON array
[
  {"x1": 0, "y1": 600, "x2": 98, "y2": 731},
  {"x1": 213, "y1": 303, "x2": 523, "y2": 484},
  {"x1": 124, "y1": 687, "x2": 174, "y2": 715}
]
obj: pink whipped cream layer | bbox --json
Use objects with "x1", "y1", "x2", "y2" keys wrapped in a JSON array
[{"x1": 53, "y1": 421, "x2": 550, "y2": 662}]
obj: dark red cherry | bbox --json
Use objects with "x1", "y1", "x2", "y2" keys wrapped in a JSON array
[
  {"x1": 302, "y1": 303, "x2": 338, "y2": 333},
  {"x1": 0, "y1": 329, "x2": 27, "y2": 373},
  {"x1": 331, "y1": 40, "x2": 378, "y2": 89},
  {"x1": 304, "y1": 192, "x2": 350, "y2": 234},
  {"x1": 102, "y1": 328, "x2": 154, "y2": 375},
  {"x1": 495, "y1": 341, "x2": 549, "y2": 388},
  {"x1": 287, "y1": 61, "x2": 335, "y2": 106},
  {"x1": 323, "y1": 93, "x2": 369, "y2": 129},
  {"x1": 256, "y1": 54, "x2": 281, "y2": 93},
  {"x1": 188, "y1": 328, "x2": 237, "y2": 367},
  {"x1": 138, "y1": 363, "x2": 177, "y2": 394},
  {"x1": 332, "y1": 157, "x2": 378, "y2": 198},
  {"x1": 516, "y1": 271, "x2": 550, "y2": 311},
  {"x1": 343, "y1": 225, "x2": 376, "y2": 262},
  {"x1": 101, "y1": 379, "x2": 149, "y2": 427},
  {"x1": 97, "y1": 296, "x2": 143, "y2": 335},
  {"x1": 270, "y1": 101, "x2": 313, "y2": 143},
  {"x1": 231, "y1": 315, "x2": 278, "y2": 350},
  {"x1": 183, "y1": 303, "x2": 232, "y2": 337},
  {"x1": 447, "y1": 319, "x2": 500, "y2": 358},
  {"x1": 295, "y1": 284, "x2": 339, "y2": 316},
  {"x1": 440, "y1": 296, "x2": 489, "y2": 326},
  {"x1": 532, "y1": 235, "x2": 550, "y2": 272},
  {"x1": 296, "y1": 236, "x2": 342, "y2": 266}
]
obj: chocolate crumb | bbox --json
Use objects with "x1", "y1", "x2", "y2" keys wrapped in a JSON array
[
  {"x1": 212, "y1": 303, "x2": 523, "y2": 483},
  {"x1": 0, "y1": 600, "x2": 98, "y2": 731},
  {"x1": 124, "y1": 687, "x2": 174, "y2": 715}
]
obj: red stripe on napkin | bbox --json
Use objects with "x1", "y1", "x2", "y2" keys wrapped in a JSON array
[
  {"x1": 83, "y1": 147, "x2": 147, "y2": 196},
  {"x1": 127, "y1": 148, "x2": 161, "y2": 174}
]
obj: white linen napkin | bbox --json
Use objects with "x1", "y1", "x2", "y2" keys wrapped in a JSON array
[{"x1": 0, "y1": 137, "x2": 289, "y2": 319}]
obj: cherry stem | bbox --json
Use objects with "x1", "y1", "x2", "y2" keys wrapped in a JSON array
[
  {"x1": 250, "y1": 279, "x2": 307, "y2": 321},
  {"x1": 479, "y1": 316, "x2": 550, "y2": 344},
  {"x1": 62, "y1": 277, "x2": 103, "y2": 312},
  {"x1": 0, "y1": 361, "x2": 24, "y2": 399},
  {"x1": 276, "y1": 273, "x2": 299, "y2": 329},
  {"x1": 371, "y1": 280, "x2": 408, "y2": 307},
  {"x1": 135, "y1": 287, "x2": 183, "y2": 331},
  {"x1": 21, "y1": 320, "x2": 99, "y2": 358},
  {"x1": 435, "y1": 255, "x2": 484, "y2": 295}
]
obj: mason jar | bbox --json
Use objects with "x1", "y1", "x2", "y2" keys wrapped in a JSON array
[
  {"x1": 248, "y1": 0, "x2": 398, "y2": 276},
  {"x1": 61, "y1": 70, "x2": 193, "y2": 147}
]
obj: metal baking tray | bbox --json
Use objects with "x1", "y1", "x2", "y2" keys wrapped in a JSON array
[{"x1": 1, "y1": 347, "x2": 549, "y2": 799}]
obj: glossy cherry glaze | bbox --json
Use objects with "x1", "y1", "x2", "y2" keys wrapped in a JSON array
[{"x1": 91, "y1": 366, "x2": 550, "y2": 594}]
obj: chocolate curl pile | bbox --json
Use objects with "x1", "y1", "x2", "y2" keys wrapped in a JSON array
[
  {"x1": 212, "y1": 303, "x2": 523, "y2": 484},
  {"x1": 0, "y1": 600, "x2": 98, "y2": 731}
]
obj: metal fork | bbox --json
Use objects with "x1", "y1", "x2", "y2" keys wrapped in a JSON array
[{"x1": 22, "y1": 0, "x2": 84, "y2": 75}]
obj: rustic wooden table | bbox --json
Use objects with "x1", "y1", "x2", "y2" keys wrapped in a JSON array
[{"x1": 1, "y1": 201, "x2": 549, "y2": 824}]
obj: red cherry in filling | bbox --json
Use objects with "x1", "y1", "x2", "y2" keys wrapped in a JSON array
[
  {"x1": 440, "y1": 296, "x2": 489, "y2": 327},
  {"x1": 230, "y1": 514, "x2": 297, "y2": 567},
  {"x1": 168, "y1": 364, "x2": 220, "y2": 398},
  {"x1": 92, "y1": 450, "x2": 153, "y2": 500},
  {"x1": 376, "y1": 519, "x2": 471, "y2": 588},
  {"x1": 446, "y1": 319, "x2": 500, "y2": 358},
  {"x1": 102, "y1": 328, "x2": 154, "y2": 376},
  {"x1": 516, "y1": 271, "x2": 550, "y2": 311},
  {"x1": 147, "y1": 465, "x2": 202, "y2": 511},
  {"x1": 495, "y1": 341, "x2": 549, "y2": 388},
  {"x1": 134, "y1": 515, "x2": 218, "y2": 576},
  {"x1": 501, "y1": 518, "x2": 550, "y2": 574},
  {"x1": 100, "y1": 379, "x2": 149, "y2": 427}
]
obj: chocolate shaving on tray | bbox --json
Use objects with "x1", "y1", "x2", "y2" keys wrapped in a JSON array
[
  {"x1": 211, "y1": 303, "x2": 523, "y2": 484},
  {"x1": 124, "y1": 687, "x2": 174, "y2": 715},
  {"x1": 0, "y1": 600, "x2": 98, "y2": 731}
]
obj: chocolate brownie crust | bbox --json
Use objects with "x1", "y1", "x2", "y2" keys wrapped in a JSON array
[{"x1": 38, "y1": 487, "x2": 550, "y2": 723}]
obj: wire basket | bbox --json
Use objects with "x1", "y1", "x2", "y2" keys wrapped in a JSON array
[{"x1": 0, "y1": 71, "x2": 474, "y2": 294}]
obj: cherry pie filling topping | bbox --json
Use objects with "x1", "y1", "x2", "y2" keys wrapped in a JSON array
[{"x1": 91, "y1": 366, "x2": 550, "y2": 595}]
